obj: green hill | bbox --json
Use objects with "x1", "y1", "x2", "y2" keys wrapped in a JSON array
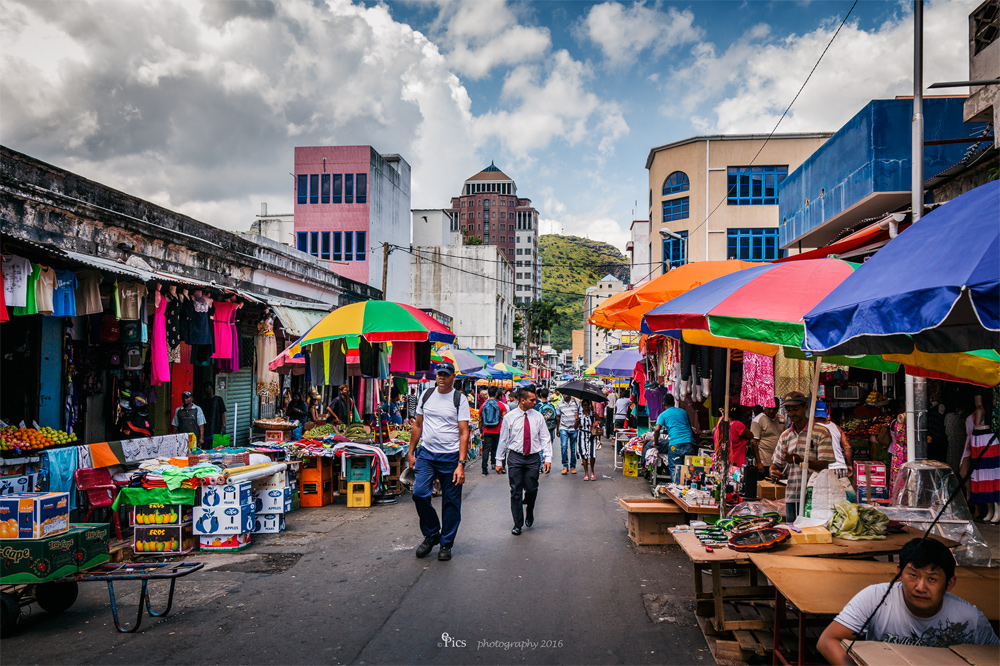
[{"x1": 539, "y1": 235, "x2": 629, "y2": 351}]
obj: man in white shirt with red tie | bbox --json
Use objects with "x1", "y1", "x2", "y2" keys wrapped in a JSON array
[{"x1": 496, "y1": 386, "x2": 552, "y2": 535}]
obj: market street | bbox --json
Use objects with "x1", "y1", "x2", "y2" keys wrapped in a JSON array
[{"x1": 3, "y1": 446, "x2": 711, "y2": 666}]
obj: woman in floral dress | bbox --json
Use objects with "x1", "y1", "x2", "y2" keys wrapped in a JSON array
[{"x1": 889, "y1": 411, "x2": 907, "y2": 491}]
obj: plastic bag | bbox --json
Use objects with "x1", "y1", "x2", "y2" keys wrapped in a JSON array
[
  {"x1": 805, "y1": 469, "x2": 848, "y2": 522},
  {"x1": 827, "y1": 500, "x2": 889, "y2": 540}
]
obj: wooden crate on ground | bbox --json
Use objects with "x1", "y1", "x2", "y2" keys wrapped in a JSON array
[{"x1": 619, "y1": 498, "x2": 686, "y2": 545}]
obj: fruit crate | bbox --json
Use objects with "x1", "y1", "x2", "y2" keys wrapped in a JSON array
[
  {"x1": 131, "y1": 504, "x2": 192, "y2": 526},
  {"x1": 133, "y1": 522, "x2": 196, "y2": 555}
]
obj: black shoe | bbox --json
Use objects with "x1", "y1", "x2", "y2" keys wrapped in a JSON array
[
  {"x1": 511, "y1": 526, "x2": 522, "y2": 535},
  {"x1": 525, "y1": 512, "x2": 534, "y2": 528},
  {"x1": 415, "y1": 533, "x2": 440, "y2": 558},
  {"x1": 438, "y1": 547, "x2": 452, "y2": 561},
  {"x1": 482, "y1": 471, "x2": 489, "y2": 476}
]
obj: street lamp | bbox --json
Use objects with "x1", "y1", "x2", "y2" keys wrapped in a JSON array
[{"x1": 658, "y1": 227, "x2": 688, "y2": 271}]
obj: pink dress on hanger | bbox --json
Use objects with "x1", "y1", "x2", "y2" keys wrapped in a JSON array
[
  {"x1": 212, "y1": 302, "x2": 238, "y2": 359},
  {"x1": 151, "y1": 295, "x2": 170, "y2": 385}
]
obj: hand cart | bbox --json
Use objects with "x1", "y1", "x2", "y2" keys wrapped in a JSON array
[{"x1": 1, "y1": 561, "x2": 203, "y2": 636}]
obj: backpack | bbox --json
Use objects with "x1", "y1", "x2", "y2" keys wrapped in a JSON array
[
  {"x1": 420, "y1": 388, "x2": 463, "y2": 415},
  {"x1": 482, "y1": 399, "x2": 501, "y2": 427},
  {"x1": 538, "y1": 402, "x2": 557, "y2": 431}
]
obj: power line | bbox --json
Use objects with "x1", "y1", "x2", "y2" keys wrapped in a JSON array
[{"x1": 685, "y1": 0, "x2": 859, "y2": 239}]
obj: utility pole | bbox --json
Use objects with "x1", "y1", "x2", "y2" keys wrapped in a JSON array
[{"x1": 381, "y1": 242, "x2": 391, "y2": 300}]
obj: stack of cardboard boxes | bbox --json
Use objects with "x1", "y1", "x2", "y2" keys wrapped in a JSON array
[
  {"x1": 193, "y1": 480, "x2": 256, "y2": 551},
  {"x1": 252, "y1": 469, "x2": 292, "y2": 534}
]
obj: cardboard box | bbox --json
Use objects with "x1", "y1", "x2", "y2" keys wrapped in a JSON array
[
  {"x1": 132, "y1": 504, "x2": 192, "y2": 526},
  {"x1": 0, "y1": 492, "x2": 70, "y2": 540},
  {"x1": 253, "y1": 470, "x2": 288, "y2": 491},
  {"x1": 788, "y1": 526, "x2": 832, "y2": 544},
  {"x1": 66, "y1": 523, "x2": 110, "y2": 570},
  {"x1": 254, "y1": 487, "x2": 292, "y2": 514},
  {"x1": 193, "y1": 504, "x2": 255, "y2": 535},
  {"x1": 0, "y1": 532, "x2": 78, "y2": 583},
  {"x1": 200, "y1": 481, "x2": 254, "y2": 509},
  {"x1": 199, "y1": 533, "x2": 251, "y2": 552},
  {"x1": 678, "y1": 465, "x2": 708, "y2": 486},
  {"x1": 854, "y1": 462, "x2": 887, "y2": 487},
  {"x1": 685, "y1": 455, "x2": 712, "y2": 468},
  {"x1": 0, "y1": 474, "x2": 37, "y2": 496},
  {"x1": 253, "y1": 513, "x2": 285, "y2": 534},
  {"x1": 618, "y1": 498, "x2": 686, "y2": 545},
  {"x1": 134, "y1": 522, "x2": 195, "y2": 554},
  {"x1": 757, "y1": 480, "x2": 786, "y2": 501},
  {"x1": 857, "y1": 485, "x2": 889, "y2": 502}
]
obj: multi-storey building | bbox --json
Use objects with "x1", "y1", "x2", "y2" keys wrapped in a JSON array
[
  {"x1": 444, "y1": 163, "x2": 541, "y2": 303},
  {"x1": 583, "y1": 275, "x2": 625, "y2": 367},
  {"x1": 645, "y1": 134, "x2": 831, "y2": 273},
  {"x1": 293, "y1": 146, "x2": 411, "y2": 303}
]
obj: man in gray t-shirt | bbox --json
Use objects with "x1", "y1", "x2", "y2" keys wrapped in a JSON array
[{"x1": 555, "y1": 398, "x2": 579, "y2": 474}]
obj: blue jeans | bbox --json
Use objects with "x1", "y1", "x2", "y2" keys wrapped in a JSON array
[
  {"x1": 412, "y1": 448, "x2": 463, "y2": 548},
  {"x1": 559, "y1": 429, "x2": 577, "y2": 469},
  {"x1": 667, "y1": 443, "x2": 695, "y2": 483}
]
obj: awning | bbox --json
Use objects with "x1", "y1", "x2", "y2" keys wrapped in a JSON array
[
  {"x1": 271, "y1": 305, "x2": 329, "y2": 338},
  {"x1": 774, "y1": 218, "x2": 911, "y2": 263}
]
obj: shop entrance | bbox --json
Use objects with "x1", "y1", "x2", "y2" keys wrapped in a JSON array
[{"x1": 0, "y1": 315, "x2": 41, "y2": 425}]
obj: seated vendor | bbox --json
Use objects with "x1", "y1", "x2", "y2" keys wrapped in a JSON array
[{"x1": 817, "y1": 538, "x2": 999, "y2": 665}]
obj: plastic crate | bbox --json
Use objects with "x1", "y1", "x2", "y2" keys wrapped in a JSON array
[
  {"x1": 347, "y1": 481, "x2": 371, "y2": 508},
  {"x1": 300, "y1": 479, "x2": 334, "y2": 507}
]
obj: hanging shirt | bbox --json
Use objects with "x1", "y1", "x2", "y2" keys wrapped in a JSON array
[
  {"x1": 11, "y1": 262, "x2": 40, "y2": 316},
  {"x1": 1, "y1": 254, "x2": 32, "y2": 307},
  {"x1": 75, "y1": 270, "x2": 103, "y2": 315},
  {"x1": 118, "y1": 282, "x2": 147, "y2": 320},
  {"x1": 34, "y1": 266, "x2": 56, "y2": 315},
  {"x1": 51, "y1": 270, "x2": 78, "y2": 316},
  {"x1": 0, "y1": 271, "x2": 7, "y2": 323}
]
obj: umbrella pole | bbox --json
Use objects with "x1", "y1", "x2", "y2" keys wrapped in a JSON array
[
  {"x1": 799, "y1": 356, "x2": 823, "y2": 520},
  {"x1": 721, "y1": 348, "x2": 731, "y2": 519}
]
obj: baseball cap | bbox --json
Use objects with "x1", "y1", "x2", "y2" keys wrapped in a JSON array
[
  {"x1": 435, "y1": 361, "x2": 456, "y2": 376},
  {"x1": 782, "y1": 391, "x2": 809, "y2": 407},
  {"x1": 181, "y1": 390, "x2": 193, "y2": 398},
  {"x1": 814, "y1": 400, "x2": 828, "y2": 418}
]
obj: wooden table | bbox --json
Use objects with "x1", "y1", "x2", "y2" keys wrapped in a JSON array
[
  {"x1": 670, "y1": 527, "x2": 950, "y2": 636},
  {"x1": 664, "y1": 488, "x2": 720, "y2": 516},
  {"x1": 846, "y1": 641, "x2": 999, "y2": 666},
  {"x1": 749, "y1": 554, "x2": 998, "y2": 666}
]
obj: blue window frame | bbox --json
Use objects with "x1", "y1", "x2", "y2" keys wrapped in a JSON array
[
  {"x1": 332, "y1": 175, "x2": 342, "y2": 204},
  {"x1": 345, "y1": 174, "x2": 354, "y2": 204},
  {"x1": 344, "y1": 231, "x2": 353, "y2": 261},
  {"x1": 356, "y1": 174, "x2": 367, "y2": 204},
  {"x1": 662, "y1": 171, "x2": 689, "y2": 195},
  {"x1": 309, "y1": 232, "x2": 319, "y2": 257},
  {"x1": 321, "y1": 174, "x2": 330, "y2": 203},
  {"x1": 296, "y1": 231, "x2": 308, "y2": 253},
  {"x1": 320, "y1": 231, "x2": 331, "y2": 260},
  {"x1": 296, "y1": 175, "x2": 307, "y2": 205},
  {"x1": 727, "y1": 166, "x2": 787, "y2": 205},
  {"x1": 333, "y1": 232, "x2": 342, "y2": 261},
  {"x1": 727, "y1": 228, "x2": 784, "y2": 261},
  {"x1": 309, "y1": 174, "x2": 319, "y2": 204},
  {"x1": 662, "y1": 231, "x2": 688, "y2": 272},
  {"x1": 662, "y1": 196, "x2": 689, "y2": 222},
  {"x1": 356, "y1": 231, "x2": 366, "y2": 260}
]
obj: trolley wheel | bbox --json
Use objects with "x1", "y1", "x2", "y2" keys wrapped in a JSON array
[
  {"x1": 35, "y1": 581, "x2": 78, "y2": 614},
  {"x1": 1, "y1": 591, "x2": 20, "y2": 636}
]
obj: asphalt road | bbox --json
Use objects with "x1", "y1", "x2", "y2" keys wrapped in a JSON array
[{"x1": 4, "y1": 445, "x2": 711, "y2": 665}]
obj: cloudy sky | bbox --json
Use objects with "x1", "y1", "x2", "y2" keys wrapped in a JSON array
[{"x1": 0, "y1": 0, "x2": 975, "y2": 252}]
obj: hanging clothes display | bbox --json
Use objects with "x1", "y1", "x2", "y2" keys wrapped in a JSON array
[
  {"x1": 632, "y1": 361, "x2": 647, "y2": 407},
  {"x1": 255, "y1": 314, "x2": 279, "y2": 397},
  {"x1": 211, "y1": 301, "x2": 239, "y2": 359},
  {"x1": 74, "y1": 270, "x2": 103, "y2": 315},
  {"x1": 49, "y1": 270, "x2": 78, "y2": 317},
  {"x1": 740, "y1": 351, "x2": 775, "y2": 407},
  {"x1": 963, "y1": 415, "x2": 999, "y2": 505},
  {"x1": 151, "y1": 290, "x2": 170, "y2": 385},
  {"x1": 35, "y1": 266, "x2": 56, "y2": 315},
  {"x1": 0, "y1": 271, "x2": 7, "y2": 323},
  {"x1": 165, "y1": 295, "x2": 182, "y2": 363},
  {"x1": 389, "y1": 341, "x2": 415, "y2": 372},
  {"x1": 774, "y1": 347, "x2": 811, "y2": 397},
  {"x1": 645, "y1": 386, "x2": 665, "y2": 422},
  {"x1": 414, "y1": 342, "x2": 431, "y2": 371},
  {"x1": 1, "y1": 254, "x2": 32, "y2": 308},
  {"x1": 215, "y1": 304, "x2": 240, "y2": 374},
  {"x1": 377, "y1": 345, "x2": 390, "y2": 379},
  {"x1": 117, "y1": 281, "x2": 147, "y2": 320},
  {"x1": 330, "y1": 340, "x2": 347, "y2": 385},
  {"x1": 183, "y1": 291, "x2": 213, "y2": 345},
  {"x1": 10, "y1": 262, "x2": 40, "y2": 316},
  {"x1": 358, "y1": 338, "x2": 379, "y2": 378}
]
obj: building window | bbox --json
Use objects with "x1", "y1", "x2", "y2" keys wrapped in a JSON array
[
  {"x1": 333, "y1": 174, "x2": 342, "y2": 204},
  {"x1": 461, "y1": 213, "x2": 466, "y2": 220},
  {"x1": 344, "y1": 231, "x2": 354, "y2": 261},
  {"x1": 356, "y1": 173, "x2": 367, "y2": 204},
  {"x1": 662, "y1": 171, "x2": 690, "y2": 195},
  {"x1": 296, "y1": 231, "x2": 308, "y2": 252},
  {"x1": 309, "y1": 174, "x2": 319, "y2": 204},
  {"x1": 320, "y1": 174, "x2": 330, "y2": 204},
  {"x1": 661, "y1": 231, "x2": 688, "y2": 272},
  {"x1": 345, "y1": 174, "x2": 354, "y2": 204},
  {"x1": 727, "y1": 228, "x2": 784, "y2": 261},
  {"x1": 333, "y1": 232, "x2": 342, "y2": 261},
  {"x1": 662, "y1": 197, "x2": 689, "y2": 222},
  {"x1": 320, "y1": 231, "x2": 331, "y2": 260},
  {"x1": 309, "y1": 231, "x2": 319, "y2": 257},
  {"x1": 727, "y1": 166, "x2": 787, "y2": 205},
  {"x1": 297, "y1": 175, "x2": 308, "y2": 205},
  {"x1": 356, "y1": 231, "x2": 366, "y2": 260}
]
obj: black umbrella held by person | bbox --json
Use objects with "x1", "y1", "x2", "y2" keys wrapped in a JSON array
[{"x1": 555, "y1": 380, "x2": 608, "y2": 403}]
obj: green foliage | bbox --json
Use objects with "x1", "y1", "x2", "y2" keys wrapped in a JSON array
[
  {"x1": 462, "y1": 231, "x2": 483, "y2": 246},
  {"x1": 538, "y1": 235, "x2": 628, "y2": 350}
]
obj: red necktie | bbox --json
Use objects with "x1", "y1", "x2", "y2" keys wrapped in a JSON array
[{"x1": 522, "y1": 413, "x2": 531, "y2": 455}]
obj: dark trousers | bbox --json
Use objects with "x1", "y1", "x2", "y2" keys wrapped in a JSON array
[
  {"x1": 482, "y1": 432, "x2": 500, "y2": 473},
  {"x1": 507, "y1": 451, "x2": 540, "y2": 529},
  {"x1": 412, "y1": 448, "x2": 463, "y2": 548}
]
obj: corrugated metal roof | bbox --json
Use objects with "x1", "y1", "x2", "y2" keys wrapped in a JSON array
[
  {"x1": 63, "y1": 251, "x2": 151, "y2": 279},
  {"x1": 271, "y1": 305, "x2": 328, "y2": 338}
]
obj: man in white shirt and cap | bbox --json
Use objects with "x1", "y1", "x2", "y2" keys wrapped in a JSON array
[{"x1": 496, "y1": 386, "x2": 552, "y2": 535}]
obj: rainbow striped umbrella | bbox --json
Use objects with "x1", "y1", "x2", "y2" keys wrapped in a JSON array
[
  {"x1": 489, "y1": 362, "x2": 530, "y2": 379},
  {"x1": 439, "y1": 348, "x2": 489, "y2": 375},
  {"x1": 295, "y1": 300, "x2": 456, "y2": 348}
]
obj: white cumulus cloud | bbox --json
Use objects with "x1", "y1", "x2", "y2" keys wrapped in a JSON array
[{"x1": 577, "y1": 1, "x2": 703, "y2": 68}]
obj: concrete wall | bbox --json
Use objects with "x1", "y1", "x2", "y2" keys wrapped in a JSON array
[
  {"x1": 966, "y1": 2, "x2": 1000, "y2": 146},
  {"x1": 646, "y1": 134, "x2": 830, "y2": 269},
  {"x1": 583, "y1": 278, "x2": 624, "y2": 367},
  {"x1": 370, "y1": 152, "x2": 411, "y2": 303},
  {"x1": 629, "y1": 220, "x2": 650, "y2": 286},
  {"x1": 409, "y1": 246, "x2": 514, "y2": 360},
  {"x1": 411, "y1": 209, "x2": 456, "y2": 247}
]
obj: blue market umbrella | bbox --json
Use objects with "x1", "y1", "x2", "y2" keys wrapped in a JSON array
[
  {"x1": 803, "y1": 181, "x2": 999, "y2": 355},
  {"x1": 592, "y1": 348, "x2": 641, "y2": 378}
]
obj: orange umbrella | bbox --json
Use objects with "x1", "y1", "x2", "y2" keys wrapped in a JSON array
[{"x1": 591, "y1": 260, "x2": 759, "y2": 331}]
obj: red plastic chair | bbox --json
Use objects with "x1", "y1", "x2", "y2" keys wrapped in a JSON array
[{"x1": 74, "y1": 467, "x2": 123, "y2": 540}]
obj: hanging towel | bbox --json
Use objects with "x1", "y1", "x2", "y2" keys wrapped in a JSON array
[
  {"x1": 359, "y1": 338, "x2": 379, "y2": 377},
  {"x1": 390, "y1": 341, "x2": 416, "y2": 372},
  {"x1": 43, "y1": 447, "x2": 79, "y2": 511},
  {"x1": 323, "y1": 340, "x2": 332, "y2": 386},
  {"x1": 330, "y1": 340, "x2": 347, "y2": 385},
  {"x1": 740, "y1": 351, "x2": 775, "y2": 407}
]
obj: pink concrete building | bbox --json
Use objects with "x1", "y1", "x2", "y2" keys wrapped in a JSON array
[{"x1": 294, "y1": 146, "x2": 411, "y2": 302}]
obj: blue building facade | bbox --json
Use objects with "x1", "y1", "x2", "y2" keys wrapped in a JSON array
[{"x1": 778, "y1": 98, "x2": 988, "y2": 249}]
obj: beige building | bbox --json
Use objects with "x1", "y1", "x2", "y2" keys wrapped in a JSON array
[
  {"x1": 644, "y1": 134, "x2": 831, "y2": 273},
  {"x1": 584, "y1": 275, "x2": 625, "y2": 367},
  {"x1": 571, "y1": 330, "x2": 584, "y2": 371}
]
